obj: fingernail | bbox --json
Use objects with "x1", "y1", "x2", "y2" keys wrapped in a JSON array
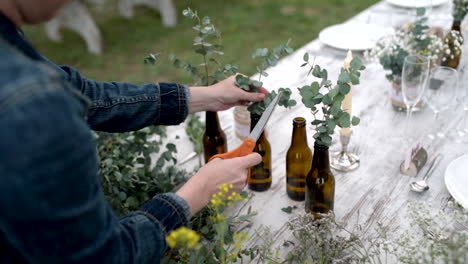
[{"x1": 258, "y1": 93, "x2": 265, "y2": 99}]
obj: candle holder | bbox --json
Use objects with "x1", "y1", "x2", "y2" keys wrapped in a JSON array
[{"x1": 331, "y1": 130, "x2": 360, "y2": 172}]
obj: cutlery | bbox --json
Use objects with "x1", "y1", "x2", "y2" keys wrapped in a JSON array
[{"x1": 410, "y1": 154, "x2": 443, "y2": 192}]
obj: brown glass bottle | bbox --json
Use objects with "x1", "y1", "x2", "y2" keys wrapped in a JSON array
[
  {"x1": 442, "y1": 20, "x2": 463, "y2": 69},
  {"x1": 248, "y1": 113, "x2": 272, "y2": 192},
  {"x1": 202, "y1": 111, "x2": 227, "y2": 163},
  {"x1": 286, "y1": 117, "x2": 312, "y2": 201},
  {"x1": 305, "y1": 142, "x2": 334, "y2": 219}
]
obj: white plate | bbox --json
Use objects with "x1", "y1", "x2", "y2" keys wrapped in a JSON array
[
  {"x1": 385, "y1": 0, "x2": 449, "y2": 8},
  {"x1": 318, "y1": 23, "x2": 390, "y2": 51},
  {"x1": 444, "y1": 154, "x2": 468, "y2": 209}
]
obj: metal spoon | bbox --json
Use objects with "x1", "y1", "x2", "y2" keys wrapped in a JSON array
[{"x1": 410, "y1": 154, "x2": 443, "y2": 193}]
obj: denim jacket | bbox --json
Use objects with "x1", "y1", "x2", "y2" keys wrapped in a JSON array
[{"x1": 0, "y1": 14, "x2": 192, "y2": 263}]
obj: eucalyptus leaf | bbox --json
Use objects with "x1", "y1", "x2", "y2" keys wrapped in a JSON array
[
  {"x1": 338, "y1": 83, "x2": 351, "y2": 95},
  {"x1": 351, "y1": 116, "x2": 360, "y2": 126},
  {"x1": 252, "y1": 48, "x2": 269, "y2": 58},
  {"x1": 202, "y1": 16, "x2": 211, "y2": 25},
  {"x1": 350, "y1": 57, "x2": 364, "y2": 71},
  {"x1": 338, "y1": 71, "x2": 351, "y2": 84}
]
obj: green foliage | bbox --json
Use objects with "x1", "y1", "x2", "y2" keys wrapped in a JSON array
[
  {"x1": 380, "y1": 9, "x2": 429, "y2": 82},
  {"x1": 97, "y1": 126, "x2": 188, "y2": 216},
  {"x1": 246, "y1": 88, "x2": 297, "y2": 115},
  {"x1": 379, "y1": 46, "x2": 409, "y2": 82},
  {"x1": 185, "y1": 113, "x2": 205, "y2": 166},
  {"x1": 173, "y1": 8, "x2": 239, "y2": 86},
  {"x1": 255, "y1": 202, "x2": 468, "y2": 264},
  {"x1": 235, "y1": 41, "x2": 296, "y2": 115},
  {"x1": 162, "y1": 187, "x2": 258, "y2": 264},
  {"x1": 298, "y1": 54, "x2": 364, "y2": 146},
  {"x1": 281, "y1": 205, "x2": 298, "y2": 214},
  {"x1": 251, "y1": 40, "x2": 294, "y2": 82},
  {"x1": 367, "y1": 7, "x2": 452, "y2": 82},
  {"x1": 453, "y1": 0, "x2": 468, "y2": 21}
]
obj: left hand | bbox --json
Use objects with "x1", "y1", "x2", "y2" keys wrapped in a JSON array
[{"x1": 188, "y1": 75, "x2": 268, "y2": 113}]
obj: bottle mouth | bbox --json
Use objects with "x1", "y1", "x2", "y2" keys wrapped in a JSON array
[
  {"x1": 314, "y1": 142, "x2": 329, "y2": 149},
  {"x1": 293, "y1": 117, "x2": 306, "y2": 127}
]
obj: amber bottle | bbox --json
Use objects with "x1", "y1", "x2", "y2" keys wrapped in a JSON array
[
  {"x1": 305, "y1": 142, "x2": 335, "y2": 218},
  {"x1": 286, "y1": 117, "x2": 312, "y2": 201},
  {"x1": 248, "y1": 113, "x2": 272, "y2": 192},
  {"x1": 202, "y1": 111, "x2": 227, "y2": 163},
  {"x1": 442, "y1": 20, "x2": 463, "y2": 69}
]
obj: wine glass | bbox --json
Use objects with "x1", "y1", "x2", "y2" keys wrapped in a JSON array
[
  {"x1": 401, "y1": 54, "x2": 430, "y2": 136},
  {"x1": 424, "y1": 66, "x2": 458, "y2": 139},
  {"x1": 456, "y1": 65, "x2": 468, "y2": 142}
]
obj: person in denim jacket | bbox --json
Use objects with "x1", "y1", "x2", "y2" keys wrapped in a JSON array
[{"x1": 0, "y1": 1, "x2": 266, "y2": 263}]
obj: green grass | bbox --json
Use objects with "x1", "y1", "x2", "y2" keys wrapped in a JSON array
[{"x1": 24, "y1": 0, "x2": 378, "y2": 85}]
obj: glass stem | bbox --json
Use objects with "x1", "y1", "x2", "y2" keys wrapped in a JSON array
[
  {"x1": 463, "y1": 110, "x2": 468, "y2": 133},
  {"x1": 404, "y1": 106, "x2": 413, "y2": 137},
  {"x1": 434, "y1": 111, "x2": 441, "y2": 135}
]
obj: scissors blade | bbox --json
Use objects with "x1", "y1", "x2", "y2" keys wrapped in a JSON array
[{"x1": 248, "y1": 92, "x2": 282, "y2": 142}]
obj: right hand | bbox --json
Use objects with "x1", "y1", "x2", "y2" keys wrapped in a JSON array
[{"x1": 176, "y1": 153, "x2": 262, "y2": 215}]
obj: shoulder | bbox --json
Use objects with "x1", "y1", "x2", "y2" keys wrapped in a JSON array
[{"x1": 0, "y1": 39, "x2": 71, "y2": 114}]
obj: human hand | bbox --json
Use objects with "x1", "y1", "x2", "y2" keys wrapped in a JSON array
[
  {"x1": 188, "y1": 75, "x2": 269, "y2": 113},
  {"x1": 175, "y1": 152, "x2": 261, "y2": 215}
]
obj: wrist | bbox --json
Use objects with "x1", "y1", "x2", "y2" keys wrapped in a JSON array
[
  {"x1": 188, "y1": 86, "x2": 216, "y2": 113},
  {"x1": 175, "y1": 175, "x2": 212, "y2": 215}
]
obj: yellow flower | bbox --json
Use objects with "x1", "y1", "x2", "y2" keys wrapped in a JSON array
[
  {"x1": 229, "y1": 253, "x2": 237, "y2": 262},
  {"x1": 165, "y1": 227, "x2": 201, "y2": 249},
  {"x1": 233, "y1": 232, "x2": 248, "y2": 250},
  {"x1": 213, "y1": 214, "x2": 226, "y2": 223}
]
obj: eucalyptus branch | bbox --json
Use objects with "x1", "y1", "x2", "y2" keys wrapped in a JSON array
[
  {"x1": 174, "y1": 7, "x2": 238, "y2": 86},
  {"x1": 234, "y1": 41, "x2": 296, "y2": 115},
  {"x1": 298, "y1": 52, "x2": 364, "y2": 146}
]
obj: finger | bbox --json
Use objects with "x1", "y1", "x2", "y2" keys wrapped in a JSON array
[
  {"x1": 258, "y1": 86, "x2": 269, "y2": 95},
  {"x1": 237, "y1": 152, "x2": 262, "y2": 168},
  {"x1": 238, "y1": 89, "x2": 266, "y2": 102}
]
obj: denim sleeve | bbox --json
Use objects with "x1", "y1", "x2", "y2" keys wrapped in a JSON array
[
  {"x1": 0, "y1": 79, "x2": 191, "y2": 263},
  {"x1": 58, "y1": 65, "x2": 189, "y2": 132}
]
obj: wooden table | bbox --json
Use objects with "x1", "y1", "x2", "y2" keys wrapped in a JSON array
[{"x1": 170, "y1": 0, "x2": 468, "y2": 258}]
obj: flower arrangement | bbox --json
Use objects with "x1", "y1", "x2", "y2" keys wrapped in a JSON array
[
  {"x1": 453, "y1": 0, "x2": 468, "y2": 21},
  {"x1": 365, "y1": 8, "x2": 461, "y2": 82}
]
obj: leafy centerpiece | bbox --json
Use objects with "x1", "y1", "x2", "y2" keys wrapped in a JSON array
[
  {"x1": 365, "y1": 8, "x2": 462, "y2": 111},
  {"x1": 298, "y1": 52, "x2": 364, "y2": 218}
]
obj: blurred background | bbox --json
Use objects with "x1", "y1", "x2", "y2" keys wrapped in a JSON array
[{"x1": 24, "y1": 0, "x2": 378, "y2": 85}]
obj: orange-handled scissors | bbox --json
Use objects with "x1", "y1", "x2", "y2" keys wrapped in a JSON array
[{"x1": 209, "y1": 92, "x2": 282, "y2": 181}]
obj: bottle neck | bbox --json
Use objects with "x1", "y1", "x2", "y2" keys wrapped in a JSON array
[
  {"x1": 250, "y1": 113, "x2": 260, "y2": 131},
  {"x1": 312, "y1": 143, "x2": 330, "y2": 170},
  {"x1": 291, "y1": 125, "x2": 308, "y2": 146},
  {"x1": 452, "y1": 20, "x2": 461, "y2": 31},
  {"x1": 250, "y1": 113, "x2": 266, "y2": 138},
  {"x1": 205, "y1": 111, "x2": 222, "y2": 134}
]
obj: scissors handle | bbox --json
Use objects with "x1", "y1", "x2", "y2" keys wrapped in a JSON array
[
  {"x1": 209, "y1": 138, "x2": 256, "y2": 161},
  {"x1": 209, "y1": 138, "x2": 256, "y2": 185}
]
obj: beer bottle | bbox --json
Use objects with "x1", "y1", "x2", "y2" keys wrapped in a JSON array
[
  {"x1": 248, "y1": 113, "x2": 272, "y2": 191},
  {"x1": 305, "y1": 142, "x2": 334, "y2": 219},
  {"x1": 286, "y1": 117, "x2": 312, "y2": 201},
  {"x1": 202, "y1": 111, "x2": 227, "y2": 163}
]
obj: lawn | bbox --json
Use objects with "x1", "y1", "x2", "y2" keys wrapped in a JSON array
[{"x1": 24, "y1": 0, "x2": 378, "y2": 85}]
